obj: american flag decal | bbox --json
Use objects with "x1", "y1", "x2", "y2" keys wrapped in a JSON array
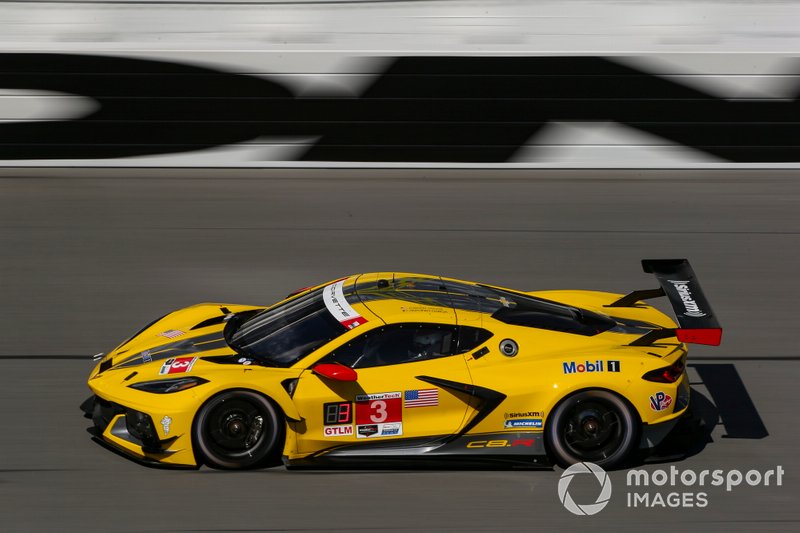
[
  {"x1": 158, "y1": 329, "x2": 185, "y2": 339},
  {"x1": 404, "y1": 388, "x2": 438, "y2": 408}
]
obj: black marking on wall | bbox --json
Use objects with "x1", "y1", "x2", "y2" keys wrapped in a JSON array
[{"x1": 0, "y1": 53, "x2": 798, "y2": 162}]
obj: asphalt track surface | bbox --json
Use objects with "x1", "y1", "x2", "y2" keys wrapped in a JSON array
[{"x1": 1, "y1": 169, "x2": 799, "y2": 531}]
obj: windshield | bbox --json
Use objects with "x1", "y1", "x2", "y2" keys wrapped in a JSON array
[{"x1": 228, "y1": 287, "x2": 348, "y2": 367}]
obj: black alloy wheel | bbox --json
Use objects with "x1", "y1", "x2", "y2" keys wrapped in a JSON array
[
  {"x1": 193, "y1": 390, "x2": 283, "y2": 469},
  {"x1": 546, "y1": 389, "x2": 638, "y2": 469}
]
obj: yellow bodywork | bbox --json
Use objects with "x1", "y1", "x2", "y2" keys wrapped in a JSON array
[{"x1": 86, "y1": 273, "x2": 690, "y2": 467}]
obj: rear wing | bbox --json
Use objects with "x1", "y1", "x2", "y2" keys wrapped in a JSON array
[{"x1": 607, "y1": 259, "x2": 722, "y2": 346}]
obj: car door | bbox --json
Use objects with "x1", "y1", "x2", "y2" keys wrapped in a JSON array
[{"x1": 291, "y1": 323, "x2": 473, "y2": 454}]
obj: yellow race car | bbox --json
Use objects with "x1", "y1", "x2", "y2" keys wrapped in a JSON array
[{"x1": 81, "y1": 259, "x2": 721, "y2": 470}]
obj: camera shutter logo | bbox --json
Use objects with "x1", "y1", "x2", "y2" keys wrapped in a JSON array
[{"x1": 558, "y1": 462, "x2": 612, "y2": 516}]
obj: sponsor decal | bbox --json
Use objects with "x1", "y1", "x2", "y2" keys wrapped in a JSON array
[
  {"x1": 466, "y1": 438, "x2": 537, "y2": 448},
  {"x1": 356, "y1": 392, "x2": 402, "y2": 402},
  {"x1": 504, "y1": 418, "x2": 543, "y2": 429},
  {"x1": 504, "y1": 411, "x2": 544, "y2": 419},
  {"x1": 357, "y1": 424, "x2": 379, "y2": 437},
  {"x1": 379, "y1": 423, "x2": 403, "y2": 436},
  {"x1": 356, "y1": 392, "x2": 402, "y2": 428},
  {"x1": 323, "y1": 280, "x2": 367, "y2": 329},
  {"x1": 159, "y1": 356, "x2": 198, "y2": 375},
  {"x1": 323, "y1": 425, "x2": 354, "y2": 437},
  {"x1": 323, "y1": 402, "x2": 353, "y2": 425},
  {"x1": 141, "y1": 350, "x2": 152, "y2": 363},
  {"x1": 237, "y1": 357, "x2": 252, "y2": 366},
  {"x1": 399, "y1": 305, "x2": 449, "y2": 314},
  {"x1": 404, "y1": 388, "x2": 438, "y2": 408},
  {"x1": 667, "y1": 280, "x2": 707, "y2": 318},
  {"x1": 562, "y1": 360, "x2": 621, "y2": 374},
  {"x1": 160, "y1": 415, "x2": 172, "y2": 436},
  {"x1": 158, "y1": 329, "x2": 185, "y2": 339},
  {"x1": 650, "y1": 391, "x2": 673, "y2": 412}
]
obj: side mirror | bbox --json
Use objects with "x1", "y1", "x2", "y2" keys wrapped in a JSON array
[{"x1": 312, "y1": 363, "x2": 358, "y2": 382}]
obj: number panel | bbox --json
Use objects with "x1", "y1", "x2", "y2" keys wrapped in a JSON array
[
  {"x1": 323, "y1": 402, "x2": 353, "y2": 425},
  {"x1": 355, "y1": 393, "x2": 402, "y2": 425}
]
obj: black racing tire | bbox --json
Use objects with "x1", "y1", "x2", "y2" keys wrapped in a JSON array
[
  {"x1": 546, "y1": 389, "x2": 639, "y2": 470},
  {"x1": 193, "y1": 390, "x2": 284, "y2": 470}
]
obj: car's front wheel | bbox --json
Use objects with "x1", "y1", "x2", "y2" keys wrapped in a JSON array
[
  {"x1": 546, "y1": 389, "x2": 639, "y2": 470},
  {"x1": 193, "y1": 390, "x2": 284, "y2": 469}
]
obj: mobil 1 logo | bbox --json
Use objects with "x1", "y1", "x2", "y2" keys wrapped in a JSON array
[{"x1": 563, "y1": 360, "x2": 621, "y2": 374}]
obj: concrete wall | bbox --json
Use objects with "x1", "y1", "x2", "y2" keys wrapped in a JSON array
[{"x1": 1, "y1": 1, "x2": 798, "y2": 168}]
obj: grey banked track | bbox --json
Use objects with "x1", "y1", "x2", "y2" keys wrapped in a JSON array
[{"x1": 0, "y1": 170, "x2": 798, "y2": 531}]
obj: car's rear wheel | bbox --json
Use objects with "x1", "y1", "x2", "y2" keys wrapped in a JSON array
[
  {"x1": 546, "y1": 389, "x2": 638, "y2": 469},
  {"x1": 193, "y1": 390, "x2": 284, "y2": 469}
]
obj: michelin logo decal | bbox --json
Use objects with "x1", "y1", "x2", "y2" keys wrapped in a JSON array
[{"x1": 504, "y1": 418, "x2": 543, "y2": 429}]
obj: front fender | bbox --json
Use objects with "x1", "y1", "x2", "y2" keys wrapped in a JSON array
[{"x1": 193, "y1": 367, "x2": 303, "y2": 422}]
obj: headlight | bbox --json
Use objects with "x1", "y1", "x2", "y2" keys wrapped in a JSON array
[{"x1": 129, "y1": 377, "x2": 209, "y2": 394}]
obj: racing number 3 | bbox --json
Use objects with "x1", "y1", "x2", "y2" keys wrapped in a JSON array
[
  {"x1": 355, "y1": 394, "x2": 402, "y2": 425},
  {"x1": 369, "y1": 401, "x2": 387, "y2": 422}
]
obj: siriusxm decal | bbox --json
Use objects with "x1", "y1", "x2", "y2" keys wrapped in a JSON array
[
  {"x1": 563, "y1": 360, "x2": 621, "y2": 374},
  {"x1": 504, "y1": 418, "x2": 543, "y2": 429},
  {"x1": 667, "y1": 280, "x2": 707, "y2": 318}
]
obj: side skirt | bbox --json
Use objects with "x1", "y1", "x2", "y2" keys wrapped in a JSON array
[{"x1": 284, "y1": 432, "x2": 552, "y2": 470}]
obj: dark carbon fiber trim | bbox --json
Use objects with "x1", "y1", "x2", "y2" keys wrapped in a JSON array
[
  {"x1": 112, "y1": 332, "x2": 228, "y2": 369},
  {"x1": 286, "y1": 432, "x2": 549, "y2": 469},
  {"x1": 414, "y1": 375, "x2": 506, "y2": 436}
]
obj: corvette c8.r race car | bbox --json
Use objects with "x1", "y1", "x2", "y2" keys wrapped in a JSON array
[{"x1": 81, "y1": 259, "x2": 721, "y2": 470}]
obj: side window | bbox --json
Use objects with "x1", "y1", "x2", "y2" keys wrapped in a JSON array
[
  {"x1": 457, "y1": 326, "x2": 494, "y2": 353},
  {"x1": 320, "y1": 323, "x2": 459, "y2": 369}
]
